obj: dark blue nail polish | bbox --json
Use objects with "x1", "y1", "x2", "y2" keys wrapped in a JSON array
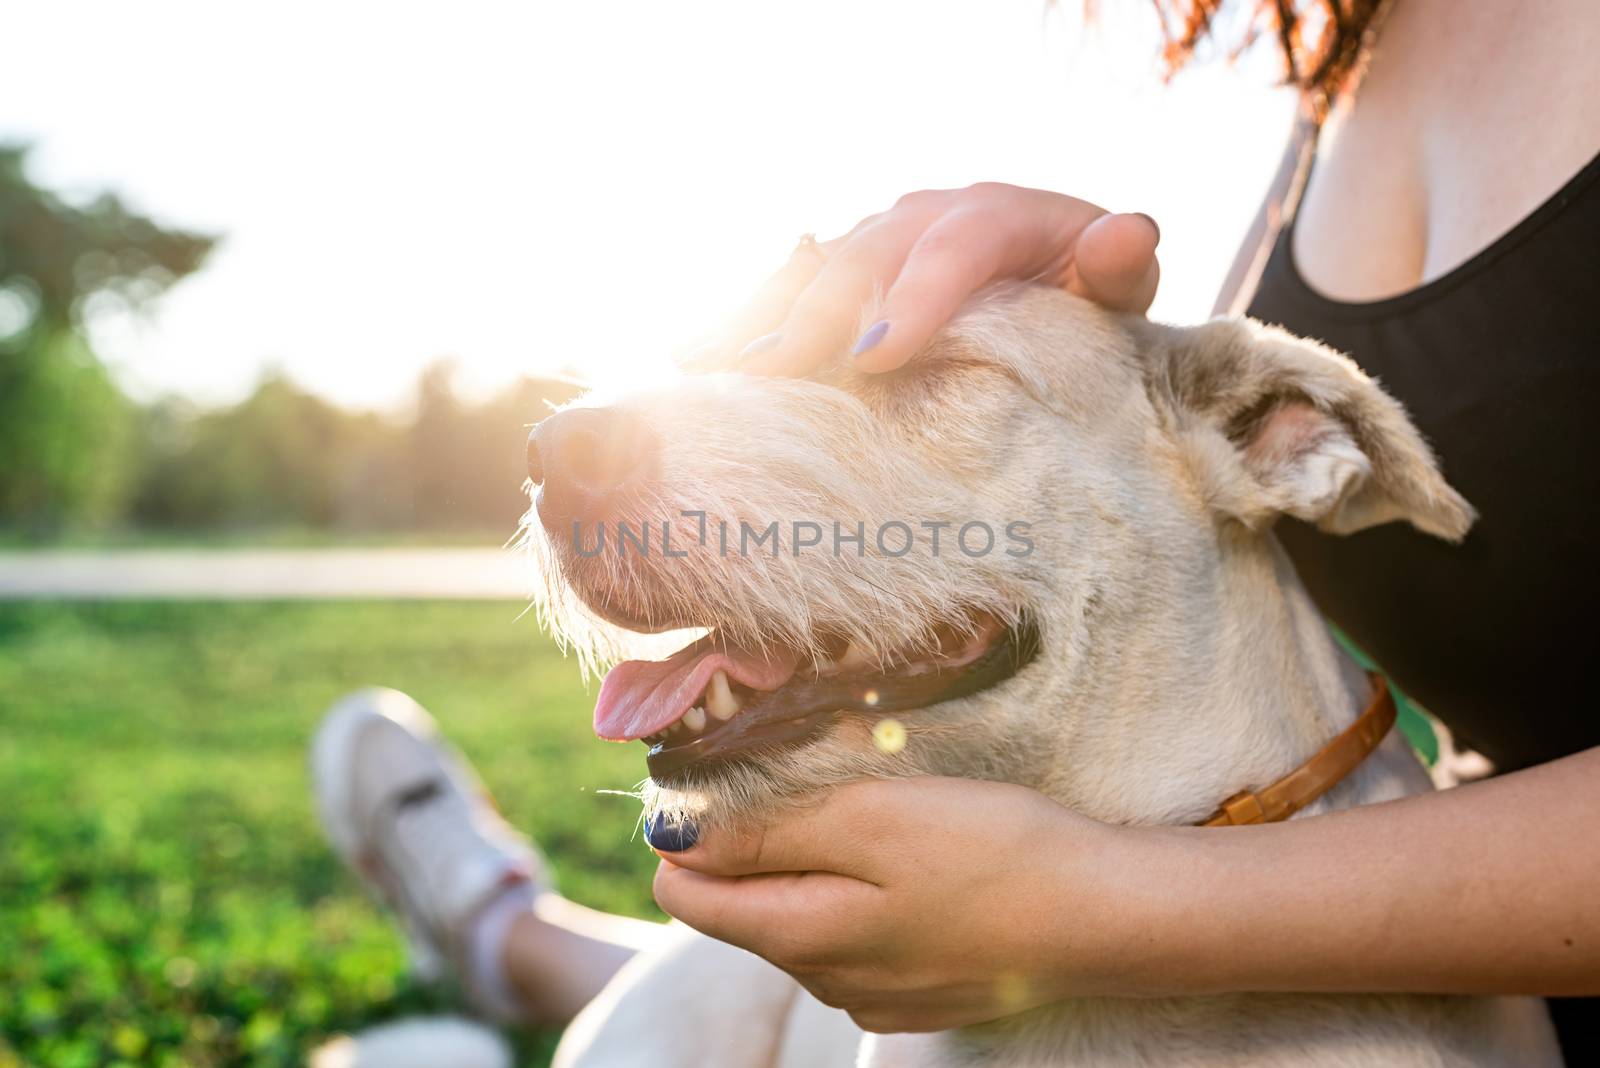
[
  {"x1": 646, "y1": 813, "x2": 699, "y2": 852},
  {"x1": 739, "y1": 332, "x2": 783, "y2": 359},
  {"x1": 851, "y1": 320, "x2": 889, "y2": 358}
]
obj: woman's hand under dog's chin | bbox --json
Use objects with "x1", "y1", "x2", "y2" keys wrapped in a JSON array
[{"x1": 648, "y1": 776, "x2": 1187, "y2": 1033}]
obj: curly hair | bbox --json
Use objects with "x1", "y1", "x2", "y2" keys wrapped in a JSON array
[{"x1": 1143, "y1": 0, "x2": 1390, "y2": 110}]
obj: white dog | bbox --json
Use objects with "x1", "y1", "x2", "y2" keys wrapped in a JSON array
[{"x1": 519, "y1": 285, "x2": 1559, "y2": 1067}]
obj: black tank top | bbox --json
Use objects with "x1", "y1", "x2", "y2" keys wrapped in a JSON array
[{"x1": 1246, "y1": 149, "x2": 1600, "y2": 1058}]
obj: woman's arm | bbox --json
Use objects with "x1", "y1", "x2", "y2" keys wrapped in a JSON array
[
  {"x1": 651, "y1": 751, "x2": 1600, "y2": 1032},
  {"x1": 1152, "y1": 746, "x2": 1600, "y2": 998}
]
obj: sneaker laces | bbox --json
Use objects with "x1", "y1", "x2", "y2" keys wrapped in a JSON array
[{"x1": 377, "y1": 778, "x2": 529, "y2": 945}]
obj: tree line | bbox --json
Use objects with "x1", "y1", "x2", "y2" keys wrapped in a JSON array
[{"x1": 1, "y1": 145, "x2": 575, "y2": 542}]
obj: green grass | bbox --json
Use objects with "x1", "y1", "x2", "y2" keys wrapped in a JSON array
[{"x1": 0, "y1": 601, "x2": 660, "y2": 1068}]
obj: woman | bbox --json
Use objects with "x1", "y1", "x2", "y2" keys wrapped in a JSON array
[{"x1": 316, "y1": 0, "x2": 1599, "y2": 1059}]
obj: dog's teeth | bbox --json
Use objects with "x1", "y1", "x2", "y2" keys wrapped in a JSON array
[
  {"x1": 683, "y1": 706, "x2": 707, "y2": 733},
  {"x1": 838, "y1": 642, "x2": 874, "y2": 670},
  {"x1": 707, "y1": 670, "x2": 740, "y2": 720}
]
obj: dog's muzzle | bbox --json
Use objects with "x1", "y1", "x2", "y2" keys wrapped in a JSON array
[
  {"x1": 527, "y1": 405, "x2": 656, "y2": 531},
  {"x1": 642, "y1": 616, "x2": 1041, "y2": 780}
]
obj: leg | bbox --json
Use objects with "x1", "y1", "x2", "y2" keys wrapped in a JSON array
[
  {"x1": 553, "y1": 924, "x2": 863, "y2": 1068},
  {"x1": 311, "y1": 687, "x2": 666, "y2": 1025},
  {"x1": 501, "y1": 889, "x2": 668, "y2": 1022}
]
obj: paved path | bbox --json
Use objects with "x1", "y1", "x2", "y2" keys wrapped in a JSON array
[{"x1": 0, "y1": 549, "x2": 533, "y2": 600}]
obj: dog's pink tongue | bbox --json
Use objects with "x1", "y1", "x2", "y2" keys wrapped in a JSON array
[{"x1": 594, "y1": 637, "x2": 801, "y2": 741}]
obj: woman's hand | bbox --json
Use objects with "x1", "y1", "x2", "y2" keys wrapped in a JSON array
[
  {"x1": 653, "y1": 753, "x2": 1600, "y2": 1033},
  {"x1": 649, "y1": 776, "x2": 1157, "y2": 1032},
  {"x1": 723, "y1": 184, "x2": 1162, "y2": 377}
]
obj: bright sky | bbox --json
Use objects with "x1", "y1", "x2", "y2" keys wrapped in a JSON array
[{"x1": 0, "y1": 1, "x2": 1295, "y2": 411}]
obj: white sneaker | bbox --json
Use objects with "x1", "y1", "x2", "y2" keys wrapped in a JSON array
[{"x1": 311, "y1": 688, "x2": 545, "y2": 1015}]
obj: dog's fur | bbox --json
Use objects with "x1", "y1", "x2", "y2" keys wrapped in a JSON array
[{"x1": 527, "y1": 286, "x2": 1560, "y2": 1066}]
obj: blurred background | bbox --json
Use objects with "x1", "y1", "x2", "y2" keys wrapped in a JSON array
[{"x1": 0, "y1": 1, "x2": 1295, "y2": 1064}]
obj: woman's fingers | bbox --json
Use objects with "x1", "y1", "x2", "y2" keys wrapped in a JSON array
[
  {"x1": 643, "y1": 777, "x2": 908, "y2": 876},
  {"x1": 652, "y1": 863, "x2": 874, "y2": 964},
  {"x1": 740, "y1": 205, "x2": 943, "y2": 377},
  {"x1": 1067, "y1": 211, "x2": 1161, "y2": 314},
  {"x1": 693, "y1": 238, "x2": 832, "y2": 366},
  {"x1": 852, "y1": 193, "x2": 1128, "y2": 372},
  {"x1": 735, "y1": 189, "x2": 1161, "y2": 377},
  {"x1": 846, "y1": 208, "x2": 1013, "y2": 372},
  {"x1": 649, "y1": 785, "x2": 895, "y2": 962}
]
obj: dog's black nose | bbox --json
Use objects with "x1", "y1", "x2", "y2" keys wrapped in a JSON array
[{"x1": 528, "y1": 406, "x2": 656, "y2": 531}]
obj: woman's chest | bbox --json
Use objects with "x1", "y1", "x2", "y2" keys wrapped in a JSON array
[{"x1": 1291, "y1": 0, "x2": 1600, "y2": 305}]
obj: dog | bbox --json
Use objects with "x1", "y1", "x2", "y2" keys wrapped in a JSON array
[{"x1": 522, "y1": 285, "x2": 1561, "y2": 1066}]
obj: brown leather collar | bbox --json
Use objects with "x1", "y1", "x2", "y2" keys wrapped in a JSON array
[{"x1": 1199, "y1": 672, "x2": 1397, "y2": 827}]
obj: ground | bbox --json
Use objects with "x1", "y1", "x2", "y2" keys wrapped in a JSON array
[
  {"x1": 0, "y1": 600, "x2": 1443, "y2": 1068},
  {"x1": 0, "y1": 601, "x2": 660, "y2": 1068}
]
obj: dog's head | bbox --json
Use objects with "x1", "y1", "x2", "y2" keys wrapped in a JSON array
[{"x1": 520, "y1": 285, "x2": 1471, "y2": 827}]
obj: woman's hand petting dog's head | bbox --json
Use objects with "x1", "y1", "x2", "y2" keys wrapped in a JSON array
[{"x1": 699, "y1": 183, "x2": 1161, "y2": 379}]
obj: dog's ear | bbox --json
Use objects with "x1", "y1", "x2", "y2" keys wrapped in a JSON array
[{"x1": 1140, "y1": 317, "x2": 1474, "y2": 541}]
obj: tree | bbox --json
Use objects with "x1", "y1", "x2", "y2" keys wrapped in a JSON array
[{"x1": 0, "y1": 144, "x2": 214, "y2": 534}]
